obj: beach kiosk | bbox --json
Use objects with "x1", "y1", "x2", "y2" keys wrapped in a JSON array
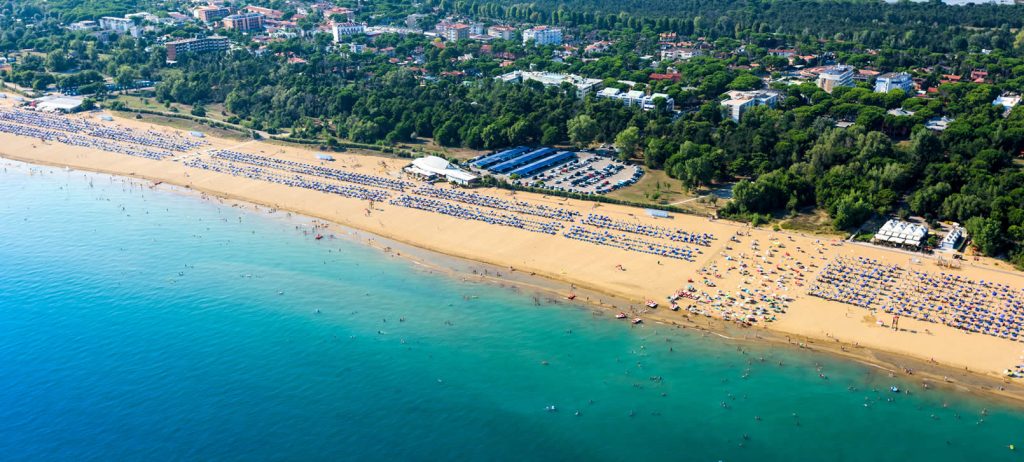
[
  {"x1": 404, "y1": 156, "x2": 479, "y2": 186},
  {"x1": 873, "y1": 219, "x2": 928, "y2": 249}
]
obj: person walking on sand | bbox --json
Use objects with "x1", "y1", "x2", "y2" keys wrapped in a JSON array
[{"x1": 892, "y1": 315, "x2": 900, "y2": 331}]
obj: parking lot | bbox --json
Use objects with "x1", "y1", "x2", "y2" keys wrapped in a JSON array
[{"x1": 508, "y1": 152, "x2": 643, "y2": 195}]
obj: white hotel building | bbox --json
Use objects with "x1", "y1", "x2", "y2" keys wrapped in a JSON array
[{"x1": 522, "y1": 26, "x2": 562, "y2": 46}]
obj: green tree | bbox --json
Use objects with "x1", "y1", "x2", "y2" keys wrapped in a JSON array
[
  {"x1": 567, "y1": 114, "x2": 599, "y2": 148},
  {"x1": 434, "y1": 121, "x2": 461, "y2": 147},
  {"x1": 832, "y1": 195, "x2": 873, "y2": 230},
  {"x1": 115, "y1": 65, "x2": 140, "y2": 91},
  {"x1": 680, "y1": 155, "x2": 715, "y2": 190},
  {"x1": 614, "y1": 126, "x2": 640, "y2": 161},
  {"x1": 965, "y1": 216, "x2": 1005, "y2": 256}
]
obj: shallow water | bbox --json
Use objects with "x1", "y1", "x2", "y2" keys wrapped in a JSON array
[{"x1": 0, "y1": 160, "x2": 1022, "y2": 461}]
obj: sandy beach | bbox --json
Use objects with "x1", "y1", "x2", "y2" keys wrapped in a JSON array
[{"x1": 3, "y1": 98, "x2": 1024, "y2": 403}]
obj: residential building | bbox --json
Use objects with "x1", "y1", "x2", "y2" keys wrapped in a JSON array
[
  {"x1": 442, "y1": 23, "x2": 470, "y2": 42},
  {"x1": 487, "y1": 25, "x2": 516, "y2": 41},
  {"x1": 321, "y1": 6, "x2": 355, "y2": 22},
  {"x1": 887, "y1": 108, "x2": 915, "y2": 117},
  {"x1": 874, "y1": 72, "x2": 914, "y2": 94},
  {"x1": 595, "y1": 88, "x2": 675, "y2": 111},
  {"x1": 244, "y1": 6, "x2": 284, "y2": 20},
  {"x1": 768, "y1": 48, "x2": 796, "y2": 58},
  {"x1": 720, "y1": 90, "x2": 781, "y2": 122},
  {"x1": 223, "y1": 13, "x2": 264, "y2": 32},
  {"x1": 434, "y1": 19, "x2": 456, "y2": 33},
  {"x1": 98, "y1": 16, "x2": 140, "y2": 37},
  {"x1": 125, "y1": 12, "x2": 159, "y2": 24},
  {"x1": 331, "y1": 22, "x2": 364, "y2": 41},
  {"x1": 193, "y1": 5, "x2": 231, "y2": 22},
  {"x1": 165, "y1": 35, "x2": 229, "y2": 62},
  {"x1": 816, "y1": 65, "x2": 855, "y2": 93},
  {"x1": 660, "y1": 47, "x2": 703, "y2": 61},
  {"x1": 496, "y1": 71, "x2": 601, "y2": 98},
  {"x1": 993, "y1": 93, "x2": 1021, "y2": 116},
  {"x1": 405, "y1": 14, "x2": 427, "y2": 29},
  {"x1": 925, "y1": 116, "x2": 954, "y2": 131},
  {"x1": 584, "y1": 41, "x2": 613, "y2": 54},
  {"x1": 67, "y1": 20, "x2": 98, "y2": 31},
  {"x1": 522, "y1": 26, "x2": 562, "y2": 46},
  {"x1": 166, "y1": 12, "x2": 190, "y2": 24},
  {"x1": 649, "y1": 72, "x2": 681, "y2": 82},
  {"x1": 855, "y1": 69, "x2": 880, "y2": 82}
]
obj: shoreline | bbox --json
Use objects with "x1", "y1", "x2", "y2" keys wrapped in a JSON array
[
  {"x1": 0, "y1": 101, "x2": 1022, "y2": 407},
  {"x1": 6, "y1": 156, "x2": 1024, "y2": 409}
]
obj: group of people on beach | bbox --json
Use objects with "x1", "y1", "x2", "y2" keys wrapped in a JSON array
[
  {"x1": 670, "y1": 232, "x2": 803, "y2": 323},
  {"x1": 809, "y1": 256, "x2": 1024, "y2": 344},
  {"x1": 0, "y1": 108, "x2": 205, "y2": 155}
]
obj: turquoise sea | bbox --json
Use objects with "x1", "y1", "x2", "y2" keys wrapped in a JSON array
[{"x1": 1, "y1": 160, "x2": 1023, "y2": 461}]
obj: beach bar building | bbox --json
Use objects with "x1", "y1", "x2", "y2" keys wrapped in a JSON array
[
  {"x1": 939, "y1": 225, "x2": 965, "y2": 252},
  {"x1": 405, "y1": 156, "x2": 479, "y2": 185},
  {"x1": 30, "y1": 95, "x2": 84, "y2": 113},
  {"x1": 872, "y1": 219, "x2": 928, "y2": 248}
]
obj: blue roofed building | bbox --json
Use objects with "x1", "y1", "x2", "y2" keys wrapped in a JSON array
[{"x1": 490, "y1": 147, "x2": 557, "y2": 174}]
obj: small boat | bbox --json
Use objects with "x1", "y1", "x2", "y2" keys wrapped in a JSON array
[
  {"x1": 632, "y1": 318, "x2": 643, "y2": 324},
  {"x1": 616, "y1": 312, "x2": 628, "y2": 319},
  {"x1": 315, "y1": 234, "x2": 324, "y2": 240},
  {"x1": 546, "y1": 405, "x2": 557, "y2": 412},
  {"x1": 645, "y1": 300, "x2": 658, "y2": 309}
]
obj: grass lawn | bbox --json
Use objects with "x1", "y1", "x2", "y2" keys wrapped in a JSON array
[
  {"x1": 778, "y1": 208, "x2": 845, "y2": 236},
  {"x1": 111, "y1": 111, "x2": 251, "y2": 142},
  {"x1": 397, "y1": 138, "x2": 487, "y2": 161},
  {"x1": 114, "y1": 95, "x2": 235, "y2": 125},
  {"x1": 606, "y1": 169, "x2": 691, "y2": 205}
]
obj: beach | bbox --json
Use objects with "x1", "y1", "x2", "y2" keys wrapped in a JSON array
[{"x1": 2, "y1": 98, "x2": 1023, "y2": 403}]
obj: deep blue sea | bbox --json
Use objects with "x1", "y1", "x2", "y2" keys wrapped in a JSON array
[{"x1": 1, "y1": 160, "x2": 1023, "y2": 461}]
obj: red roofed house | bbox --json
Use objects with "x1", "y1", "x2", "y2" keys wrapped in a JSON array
[
  {"x1": 245, "y1": 6, "x2": 284, "y2": 20},
  {"x1": 768, "y1": 48, "x2": 796, "y2": 58},
  {"x1": 649, "y1": 72, "x2": 681, "y2": 82}
]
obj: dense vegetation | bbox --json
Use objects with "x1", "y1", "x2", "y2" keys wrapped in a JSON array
[{"x1": 443, "y1": 0, "x2": 1024, "y2": 53}]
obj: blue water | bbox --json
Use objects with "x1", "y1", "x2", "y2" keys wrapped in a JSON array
[{"x1": 1, "y1": 160, "x2": 1023, "y2": 461}]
